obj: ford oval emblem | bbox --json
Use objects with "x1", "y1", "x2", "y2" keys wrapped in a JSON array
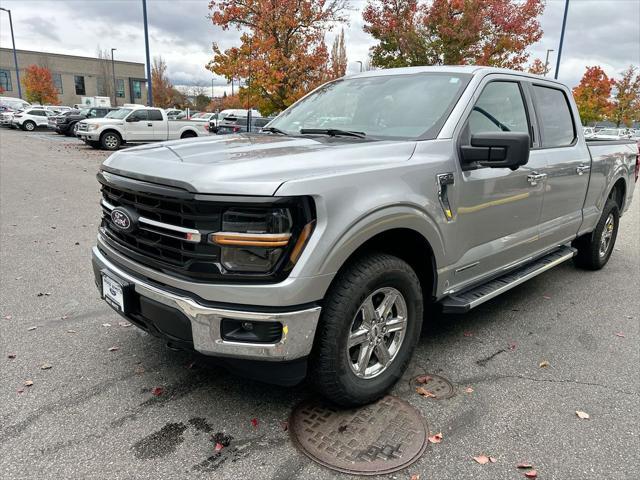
[{"x1": 111, "y1": 208, "x2": 133, "y2": 231}]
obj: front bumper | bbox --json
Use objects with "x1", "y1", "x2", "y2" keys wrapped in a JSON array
[
  {"x1": 92, "y1": 246, "x2": 321, "y2": 362},
  {"x1": 78, "y1": 131, "x2": 99, "y2": 141}
]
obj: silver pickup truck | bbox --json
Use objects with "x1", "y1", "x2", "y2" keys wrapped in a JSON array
[{"x1": 92, "y1": 66, "x2": 638, "y2": 406}]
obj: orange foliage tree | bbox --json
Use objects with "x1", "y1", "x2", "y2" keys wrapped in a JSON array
[
  {"x1": 22, "y1": 65, "x2": 58, "y2": 104},
  {"x1": 363, "y1": 0, "x2": 544, "y2": 69},
  {"x1": 611, "y1": 65, "x2": 640, "y2": 127},
  {"x1": 207, "y1": 0, "x2": 350, "y2": 115},
  {"x1": 151, "y1": 56, "x2": 186, "y2": 108},
  {"x1": 527, "y1": 58, "x2": 548, "y2": 76},
  {"x1": 572, "y1": 66, "x2": 614, "y2": 126}
]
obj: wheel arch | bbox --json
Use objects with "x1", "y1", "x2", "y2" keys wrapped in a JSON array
[{"x1": 607, "y1": 177, "x2": 626, "y2": 211}]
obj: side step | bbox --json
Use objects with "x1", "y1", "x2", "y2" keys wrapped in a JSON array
[{"x1": 440, "y1": 245, "x2": 576, "y2": 313}]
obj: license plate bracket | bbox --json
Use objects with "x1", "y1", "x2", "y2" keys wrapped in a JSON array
[{"x1": 101, "y1": 270, "x2": 132, "y2": 315}]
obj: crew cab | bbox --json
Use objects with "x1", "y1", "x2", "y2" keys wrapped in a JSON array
[
  {"x1": 52, "y1": 106, "x2": 117, "y2": 136},
  {"x1": 92, "y1": 67, "x2": 638, "y2": 406},
  {"x1": 77, "y1": 106, "x2": 207, "y2": 150}
]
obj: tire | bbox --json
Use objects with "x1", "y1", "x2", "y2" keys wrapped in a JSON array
[
  {"x1": 100, "y1": 131, "x2": 121, "y2": 151},
  {"x1": 573, "y1": 198, "x2": 619, "y2": 270},
  {"x1": 87, "y1": 140, "x2": 101, "y2": 149},
  {"x1": 22, "y1": 121, "x2": 36, "y2": 131},
  {"x1": 180, "y1": 131, "x2": 197, "y2": 139},
  {"x1": 64, "y1": 123, "x2": 77, "y2": 136},
  {"x1": 310, "y1": 252, "x2": 423, "y2": 406}
]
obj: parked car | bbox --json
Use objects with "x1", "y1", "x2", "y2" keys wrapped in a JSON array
[
  {"x1": 213, "y1": 115, "x2": 273, "y2": 134},
  {"x1": 77, "y1": 106, "x2": 208, "y2": 150},
  {"x1": 52, "y1": 107, "x2": 118, "y2": 136},
  {"x1": 92, "y1": 66, "x2": 637, "y2": 406},
  {"x1": 0, "y1": 96, "x2": 30, "y2": 111},
  {"x1": 165, "y1": 109, "x2": 183, "y2": 120},
  {"x1": 0, "y1": 109, "x2": 18, "y2": 128},
  {"x1": 592, "y1": 128, "x2": 632, "y2": 140},
  {"x1": 11, "y1": 107, "x2": 55, "y2": 131},
  {"x1": 583, "y1": 126, "x2": 595, "y2": 138}
]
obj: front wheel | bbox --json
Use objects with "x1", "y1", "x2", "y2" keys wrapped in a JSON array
[
  {"x1": 22, "y1": 121, "x2": 36, "y2": 131},
  {"x1": 573, "y1": 198, "x2": 620, "y2": 270},
  {"x1": 100, "y1": 131, "x2": 121, "y2": 150},
  {"x1": 310, "y1": 252, "x2": 423, "y2": 406}
]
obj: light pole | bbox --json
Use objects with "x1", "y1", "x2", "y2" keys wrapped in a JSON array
[
  {"x1": 356, "y1": 61, "x2": 363, "y2": 73},
  {"x1": 110, "y1": 48, "x2": 117, "y2": 106},
  {"x1": 0, "y1": 7, "x2": 22, "y2": 98},
  {"x1": 555, "y1": 0, "x2": 570, "y2": 80},
  {"x1": 142, "y1": 0, "x2": 153, "y2": 106},
  {"x1": 544, "y1": 49, "x2": 554, "y2": 77}
]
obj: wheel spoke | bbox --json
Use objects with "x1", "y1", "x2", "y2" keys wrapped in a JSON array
[
  {"x1": 348, "y1": 328, "x2": 369, "y2": 348},
  {"x1": 384, "y1": 316, "x2": 406, "y2": 333},
  {"x1": 376, "y1": 291, "x2": 398, "y2": 320},
  {"x1": 375, "y1": 342, "x2": 391, "y2": 367},
  {"x1": 360, "y1": 296, "x2": 376, "y2": 329},
  {"x1": 357, "y1": 343, "x2": 374, "y2": 376}
]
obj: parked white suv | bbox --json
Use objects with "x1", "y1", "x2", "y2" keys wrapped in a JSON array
[{"x1": 11, "y1": 107, "x2": 55, "y2": 131}]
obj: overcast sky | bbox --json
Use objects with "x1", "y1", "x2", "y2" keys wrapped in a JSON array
[{"x1": 0, "y1": 0, "x2": 638, "y2": 96}]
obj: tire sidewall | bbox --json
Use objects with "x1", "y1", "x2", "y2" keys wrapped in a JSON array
[
  {"x1": 325, "y1": 261, "x2": 423, "y2": 402},
  {"x1": 101, "y1": 132, "x2": 121, "y2": 150},
  {"x1": 23, "y1": 121, "x2": 35, "y2": 131},
  {"x1": 592, "y1": 201, "x2": 619, "y2": 268}
]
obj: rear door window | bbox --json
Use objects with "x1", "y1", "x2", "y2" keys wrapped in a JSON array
[
  {"x1": 148, "y1": 109, "x2": 163, "y2": 121},
  {"x1": 532, "y1": 85, "x2": 575, "y2": 147}
]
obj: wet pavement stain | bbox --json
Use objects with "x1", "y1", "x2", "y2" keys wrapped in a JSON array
[{"x1": 132, "y1": 422, "x2": 188, "y2": 460}]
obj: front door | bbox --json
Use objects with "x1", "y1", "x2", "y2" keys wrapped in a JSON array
[
  {"x1": 446, "y1": 78, "x2": 547, "y2": 290},
  {"x1": 125, "y1": 109, "x2": 152, "y2": 141}
]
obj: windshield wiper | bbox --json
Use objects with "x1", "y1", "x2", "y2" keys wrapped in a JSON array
[
  {"x1": 300, "y1": 128, "x2": 366, "y2": 139},
  {"x1": 261, "y1": 126, "x2": 288, "y2": 135}
]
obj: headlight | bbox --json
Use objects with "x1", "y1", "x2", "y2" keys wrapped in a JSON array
[
  {"x1": 209, "y1": 201, "x2": 315, "y2": 274},
  {"x1": 88, "y1": 124, "x2": 100, "y2": 130}
]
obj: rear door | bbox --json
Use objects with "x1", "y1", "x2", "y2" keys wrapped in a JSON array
[
  {"x1": 147, "y1": 109, "x2": 167, "y2": 140},
  {"x1": 449, "y1": 76, "x2": 547, "y2": 288},
  {"x1": 529, "y1": 83, "x2": 591, "y2": 248},
  {"x1": 125, "y1": 109, "x2": 152, "y2": 141}
]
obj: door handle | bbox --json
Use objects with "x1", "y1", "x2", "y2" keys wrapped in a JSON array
[
  {"x1": 527, "y1": 172, "x2": 546, "y2": 186},
  {"x1": 576, "y1": 164, "x2": 590, "y2": 175},
  {"x1": 147, "y1": 123, "x2": 153, "y2": 127}
]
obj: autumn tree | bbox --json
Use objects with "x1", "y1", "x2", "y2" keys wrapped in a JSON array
[
  {"x1": 22, "y1": 65, "x2": 58, "y2": 105},
  {"x1": 572, "y1": 66, "x2": 614, "y2": 126},
  {"x1": 207, "y1": 0, "x2": 350, "y2": 115},
  {"x1": 152, "y1": 56, "x2": 178, "y2": 108},
  {"x1": 527, "y1": 58, "x2": 548, "y2": 76},
  {"x1": 330, "y1": 28, "x2": 348, "y2": 78},
  {"x1": 96, "y1": 48, "x2": 113, "y2": 100},
  {"x1": 363, "y1": 0, "x2": 544, "y2": 69},
  {"x1": 611, "y1": 65, "x2": 640, "y2": 127}
]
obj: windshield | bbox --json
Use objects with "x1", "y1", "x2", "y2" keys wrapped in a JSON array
[
  {"x1": 105, "y1": 108, "x2": 132, "y2": 119},
  {"x1": 269, "y1": 73, "x2": 470, "y2": 139}
]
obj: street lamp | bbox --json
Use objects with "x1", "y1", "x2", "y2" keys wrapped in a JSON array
[
  {"x1": 110, "y1": 48, "x2": 117, "y2": 106},
  {"x1": 142, "y1": 0, "x2": 153, "y2": 106},
  {"x1": 0, "y1": 7, "x2": 22, "y2": 98},
  {"x1": 356, "y1": 61, "x2": 363, "y2": 73},
  {"x1": 544, "y1": 49, "x2": 554, "y2": 77},
  {"x1": 555, "y1": 0, "x2": 570, "y2": 80}
]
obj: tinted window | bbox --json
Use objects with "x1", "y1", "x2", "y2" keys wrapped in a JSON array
[
  {"x1": 129, "y1": 110, "x2": 148, "y2": 121},
  {"x1": 1, "y1": 69, "x2": 13, "y2": 91},
  {"x1": 533, "y1": 85, "x2": 575, "y2": 147},
  {"x1": 116, "y1": 79, "x2": 125, "y2": 98},
  {"x1": 31, "y1": 110, "x2": 45, "y2": 116},
  {"x1": 74, "y1": 76, "x2": 85, "y2": 95},
  {"x1": 148, "y1": 109, "x2": 163, "y2": 121},
  {"x1": 132, "y1": 80, "x2": 143, "y2": 99},
  {"x1": 468, "y1": 82, "x2": 529, "y2": 136},
  {"x1": 53, "y1": 73, "x2": 63, "y2": 94}
]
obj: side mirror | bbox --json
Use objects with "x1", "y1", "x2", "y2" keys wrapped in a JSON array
[
  {"x1": 461, "y1": 132, "x2": 530, "y2": 170},
  {"x1": 126, "y1": 116, "x2": 138, "y2": 122}
]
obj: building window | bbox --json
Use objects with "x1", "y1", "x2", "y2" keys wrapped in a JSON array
[
  {"x1": 132, "y1": 80, "x2": 143, "y2": 99},
  {"x1": 74, "y1": 75, "x2": 86, "y2": 95},
  {"x1": 53, "y1": 73, "x2": 63, "y2": 94},
  {"x1": 0, "y1": 69, "x2": 12, "y2": 92},
  {"x1": 97, "y1": 77, "x2": 106, "y2": 96},
  {"x1": 116, "y1": 79, "x2": 125, "y2": 98}
]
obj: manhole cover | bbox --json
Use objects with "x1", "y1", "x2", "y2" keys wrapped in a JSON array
[
  {"x1": 410, "y1": 374, "x2": 455, "y2": 399},
  {"x1": 289, "y1": 395, "x2": 428, "y2": 475}
]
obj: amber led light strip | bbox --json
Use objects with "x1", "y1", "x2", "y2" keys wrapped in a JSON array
[{"x1": 209, "y1": 232, "x2": 291, "y2": 247}]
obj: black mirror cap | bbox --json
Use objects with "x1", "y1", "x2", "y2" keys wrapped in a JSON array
[
  {"x1": 126, "y1": 116, "x2": 137, "y2": 122},
  {"x1": 461, "y1": 132, "x2": 530, "y2": 170}
]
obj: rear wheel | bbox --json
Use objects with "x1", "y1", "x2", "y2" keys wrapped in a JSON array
[
  {"x1": 573, "y1": 198, "x2": 619, "y2": 270},
  {"x1": 180, "y1": 130, "x2": 197, "y2": 139},
  {"x1": 22, "y1": 121, "x2": 36, "y2": 131},
  {"x1": 100, "y1": 131, "x2": 121, "y2": 150},
  {"x1": 310, "y1": 253, "x2": 423, "y2": 406}
]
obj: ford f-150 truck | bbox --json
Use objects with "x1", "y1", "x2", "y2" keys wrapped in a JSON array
[
  {"x1": 92, "y1": 66, "x2": 638, "y2": 406},
  {"x1": 77, "y1": 106, "x2": 207, "y2": 150}
]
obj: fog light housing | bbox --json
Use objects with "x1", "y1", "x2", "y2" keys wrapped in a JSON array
[{"x1": 221, "y1": 319, "x2": 283, "y2": 343}]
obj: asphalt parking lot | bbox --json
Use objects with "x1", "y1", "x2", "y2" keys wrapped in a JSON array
[{"x1": 1, "y1": 128, "x2": 638, "y2": 480}]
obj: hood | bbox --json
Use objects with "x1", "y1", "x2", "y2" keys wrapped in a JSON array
[{"x1": 101, "y1": 134, "x2": 416, "y2": 196}]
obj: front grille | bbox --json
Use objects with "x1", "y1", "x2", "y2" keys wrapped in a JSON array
[
  {"x1": 78, "y1": 123, "x2": 88, "y2": 131},
  {"x1": 99, "y1": 176, "x2": 225, "y2": 281}
]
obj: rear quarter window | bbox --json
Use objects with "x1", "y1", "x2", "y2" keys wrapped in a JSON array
[{"x1": 533, "y1": 85, "x2": 576, "y2": 148}]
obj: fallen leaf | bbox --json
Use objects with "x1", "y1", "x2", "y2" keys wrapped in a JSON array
[
  {"x1": 214, "y1": 442, "x2": 224, "y2": 452},
  {"x1": 428, "y1": 433, "x2": 443, "y2": 444},
  {"x1": 465, "y1": 386, "x2": 474, "y2": 394},
  {"x1": 415, "y1": 375, "x2": 433, "y2": 384},
  {"x1": 538, "y1": 360, "x2": 550, "y2": 368},
  {"x1": 61, "y1": 315, "x2": 68, "y2": 320},
  {"x1": 463, "y1": 331, "x2": 473, "y2": 337},
  {"x1": 416, "y1": 387, "x2": 436, "y2": 398},
  {"x1": 211, "y1": 432, "x2": 233, "y2": 447},
  {"x1": 410, "y1": 475, "x2": 420, "y2": 480},
  {"x1": 24, "y1": 380, "x2": 34, "y2": 387},
  {"x1": 4, "y1": 315, "x2": 12, "y2": 320},
  {"x1": 524, "y1": 470, "x2": 538, "y2": 478},
  {"x1": 118, "y1": 322, "x2": 132, "y2": 327},
  {"x1": 134, "y1": 365, "x2": 146, "y2": 375},
  {"x1": 489, "y1": 457, "x2": 497, "y2": 463},
  {"x1": 473, "y1": 455, "x2": 491, "y2": 465},
  {"x1": 67, "y1": 329, "x2": 77, "y2": 334},
  {"x1": 517, "y1": 462, "x2": 534, "y2": 469},
  {"x1": 251, "y1": 418, "x2": 259, "y2": 428},
  {"x1": 542, "y1": 295, "x2": 551, "y2": 299},
  {"x1": 576, "y1": 410, "x2": 590, "y2": 419},
  {"x1": 27, "y1": 326, "x2": 37, "y2": 331},
  {"x1": 151, "y1": 387, "x2": 164, "y2": 396},
  {"x1": 615, "y1": 332, "x2": 625, "y2": 338},
  {"x1": 508, "y1": 342, "x2": 517, "y2": 351},
  {"x1": 40, "y1": 363, "x2": 52, "y2": 370},
  {"x1": 8, "y1": 353, "x2": 16, "y2": 359},
  {"x1": 282, "y1": 421, "x2": 288, "y2": 431},
  {"x1": 102, "y1": 323, "x2": 112, "y2": 327},
  {"x1": 17, "y1": 388, "x2": 25, "y2": 394},
  {"x1": 108, "y1": 346, "x2": 119, "y2": 352}
]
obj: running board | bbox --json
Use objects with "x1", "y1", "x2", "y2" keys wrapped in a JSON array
[{"x1": 440, "y1": 245, "x2": 576, "y2": 313}]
